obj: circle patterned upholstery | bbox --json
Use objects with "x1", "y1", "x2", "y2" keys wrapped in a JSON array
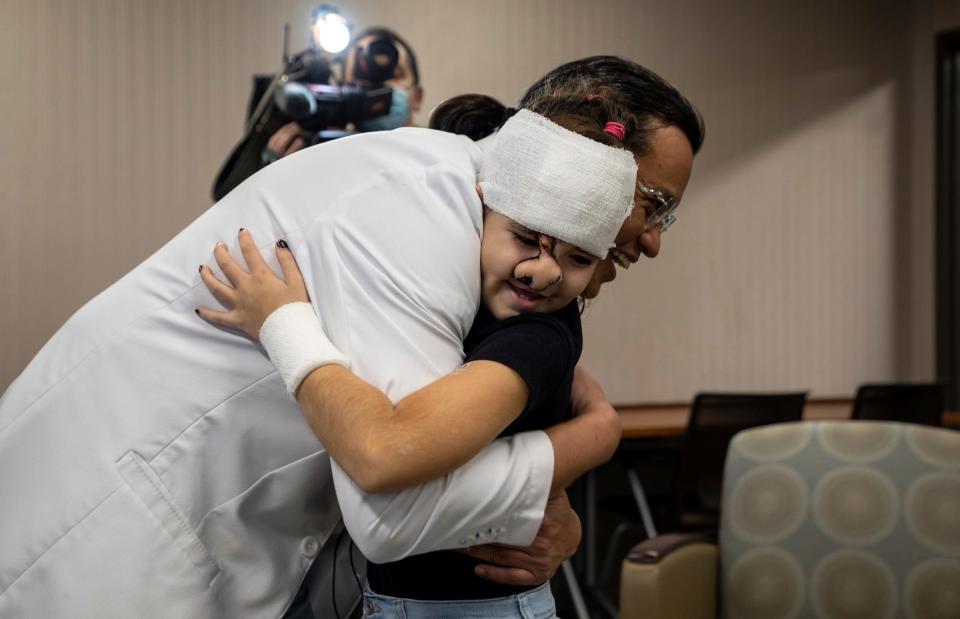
[
  {"x1": 819, "y1": 422, "x2": 901, "y2": 463},
  {"x1": 735, "y1": 423, "x2": 813, "y2": 462},
  {"x1": 904, "y1": 474, "x2": 960, "y2": 556},
  {"x1": 904, "y1": 559, "x2": 960, "y2": 619},
  {"x1": 906, "y1": 426, "x2": 960, "y2": 470},
  {"x1": 721, "y1": 421, "x2": 960, "y2": 619},
  {"x1": 813, "y1": 467, "x2": 898, "y2": 546},
  {"x1": 810, "y1": 550, "x2": 897, "y2": 619},
  {"x1": 729, "y1": 465, "x2": 807, "y2": 544},
  {"x1": 727, "y1": 547, "x2": 805, "y2": 619}
]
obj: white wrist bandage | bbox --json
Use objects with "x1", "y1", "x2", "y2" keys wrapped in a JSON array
[{"x1": 258, "y1": 302, "x2": 350, "y2": 397}]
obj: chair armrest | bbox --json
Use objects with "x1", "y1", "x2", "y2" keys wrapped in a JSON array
[{"x1": 620, "y1": 533, "x2": 718, "y2": 619}]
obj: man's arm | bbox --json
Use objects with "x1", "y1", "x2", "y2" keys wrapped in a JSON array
[
  {"x1": 332, "y1": 430, "x2": 555, "y2": 564},
  {"x1": 463, "y1": 491, "x2": 582, "y2": 586},
  {"x1": 333, "y1": 365, "x2": 619, "y2": 568},
  {"x1": 463, "y1": 366, "x2": 620, "y2": 584},
  {"x1": 331, "y1": 369, "x2": 620, "y2": 566}
]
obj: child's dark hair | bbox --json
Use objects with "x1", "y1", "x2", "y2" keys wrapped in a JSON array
[{"x1": 428, "y1": 95, "x2": 513, "y2": 141}]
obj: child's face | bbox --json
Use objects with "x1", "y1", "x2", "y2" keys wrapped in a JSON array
[{"x1": 480, "y1": 212, "x2": 599, "y2": 319}]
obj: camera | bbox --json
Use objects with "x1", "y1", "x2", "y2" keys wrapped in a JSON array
[
  {"x1": 271, "y1": 39, "x2": 400, "y2": 146},
  {"x1": 212, "y1": 9, "x2": 415, "y2": 201}
]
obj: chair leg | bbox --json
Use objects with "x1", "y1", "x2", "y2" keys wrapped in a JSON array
[
  {"x1": 561, "y1": 560, "x2": 591, "y2": 619},
  {"x1": 597, "y1": 522, "x2": 632, "y2": 594},
  {"x1": 585, "y1": 468, "x2": 597, "y2": 586},
  {"x1": 627, "y1": 468, "x2": 659, "y2": 539},
  {"x1": 589, "y1": 587, "x2": 619, "y2": 619},
  {"x1": 586, "y1": 521, "x2": 635, "y2": 619}
]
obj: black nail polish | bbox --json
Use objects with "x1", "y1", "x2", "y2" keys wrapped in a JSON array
[
  {"x1": 277, "y1": 239, "x2": 289, "y2": 249},
  {"x1": 239, "y1": 228, "x2": 245, "y2": 232},
  {"x1": 198, "y1": 265, "x2": 203, "y2": 272},
  {"x1": 194, "y1": 309, "x2": 200, "y2": 315}
]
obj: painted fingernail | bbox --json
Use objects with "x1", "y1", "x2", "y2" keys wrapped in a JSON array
[
  {"x1": 194, "y1": 309, "x2": 200, "y2": 315},
  {"x1": 277, "y1": 239, "x2": 289, "y2": 249},
  {"x1": 239, "y1": 228, "x2": 245, "y2": 232},
  {"x1": 198, "y1": 265, "x2": 203, "y2": 272}
]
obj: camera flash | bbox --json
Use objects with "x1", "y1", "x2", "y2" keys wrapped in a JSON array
[{"x1": 313, "y1": 11, "x2": 350, "y2": 53}]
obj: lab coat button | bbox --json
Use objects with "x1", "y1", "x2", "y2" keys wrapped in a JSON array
[{"x1": 300, "y1": 535, "x2": 319, "y2": 558}]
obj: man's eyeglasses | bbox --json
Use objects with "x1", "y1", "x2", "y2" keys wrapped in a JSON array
[{"x1": 636, "y1": 180, "x2": 678, "y2": 233}]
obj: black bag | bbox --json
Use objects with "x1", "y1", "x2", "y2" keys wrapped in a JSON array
[{"x1": 211, "y1": 75, "x2": 290, "y2": 202}]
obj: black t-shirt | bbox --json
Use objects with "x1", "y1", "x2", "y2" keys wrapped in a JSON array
[{"x1": 366, "y1": 301, "x2": 582, "y2": 600}]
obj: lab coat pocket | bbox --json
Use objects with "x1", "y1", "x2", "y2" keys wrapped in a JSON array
[{"x1": 116, "y1": 450, "x2": 221, "y2": 584}]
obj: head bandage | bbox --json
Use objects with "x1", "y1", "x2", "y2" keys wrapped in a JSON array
[{"x1": 478, "y1": 109, "x2": 637, "y2": 257}]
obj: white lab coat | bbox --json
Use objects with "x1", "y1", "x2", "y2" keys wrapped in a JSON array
[{"x1": 0, "y1": 128, "x2": 554, "y2": 618}]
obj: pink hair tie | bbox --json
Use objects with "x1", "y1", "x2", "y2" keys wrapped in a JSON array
[{"x1": 604, "y1": 121, "x2": 625, "y2": 141}]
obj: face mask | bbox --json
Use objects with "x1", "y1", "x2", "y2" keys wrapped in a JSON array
[{"x1": 358, "y1": 87, "x2": 410, "y2": 132}]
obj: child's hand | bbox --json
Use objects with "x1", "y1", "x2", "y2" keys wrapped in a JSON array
[{"x1": 197, "y1": 229, "x2": 309, "y2": 341}]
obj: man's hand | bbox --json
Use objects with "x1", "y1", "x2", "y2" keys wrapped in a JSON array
[
  {"x1": 460, "y1": 491, "x2": 581, "y2": 586},
  {"x1": 265, "y1": 121, "x2": 307, "y2": 161}
]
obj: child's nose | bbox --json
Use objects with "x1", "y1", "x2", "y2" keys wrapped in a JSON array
[{"x1": 515, "y1": 253, "x2": 562, "y2": 291}]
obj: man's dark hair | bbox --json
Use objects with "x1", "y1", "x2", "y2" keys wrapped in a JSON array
[{"x1": 520, "y1": 56, "x2": 704, "y2": 155}]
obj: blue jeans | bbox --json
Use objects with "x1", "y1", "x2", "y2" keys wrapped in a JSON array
[{"x1": 361, "y1": 582, "x2": 558, "y2": 618}]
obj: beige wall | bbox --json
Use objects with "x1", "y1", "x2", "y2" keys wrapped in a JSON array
[{"x1": 0, "y1": 0, "x2": 947, "y2": 403}]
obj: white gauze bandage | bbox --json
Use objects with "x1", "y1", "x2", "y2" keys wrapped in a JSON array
[
  {"x1": 478, "y1": 109, "x2": 638, "y2": 257},
  {"x1": 258, "y1": 302, "x2": 350, "y2": 397},
  {"x1": 479, "y1": 110, "x2": 637, "y2": 258}
]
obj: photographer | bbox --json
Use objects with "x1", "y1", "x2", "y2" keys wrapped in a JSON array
[{"x1": 212, "y1": 24, "x2": 423, "y2": 202}]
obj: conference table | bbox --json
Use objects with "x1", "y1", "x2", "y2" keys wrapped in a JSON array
[{"x1": 616, "y1": 399, "x2": 960, "y2": 438}]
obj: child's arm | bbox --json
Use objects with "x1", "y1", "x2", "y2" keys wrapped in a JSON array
[
  {"x1": 545, "y1": 365, "x2": 622, "y2": 491},
  {"x1": 294, "y1": 361, "x2": 530, "y2": 493},
  {"x1": 294, "y1": 362, "x2": 620, "y2": 494}
]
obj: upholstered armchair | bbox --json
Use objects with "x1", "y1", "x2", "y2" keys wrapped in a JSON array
[{"x1": 620, "y1": 421, "x2": 960, "y2": 619}]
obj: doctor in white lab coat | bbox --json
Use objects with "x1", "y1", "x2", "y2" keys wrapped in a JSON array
[{"x1": 0, "y1": 127, "x2": 556, "y2": 618}]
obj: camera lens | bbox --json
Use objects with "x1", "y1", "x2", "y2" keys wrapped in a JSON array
[{"x1": 353, "y1": 37, "x2": 399, "y2": 83}]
